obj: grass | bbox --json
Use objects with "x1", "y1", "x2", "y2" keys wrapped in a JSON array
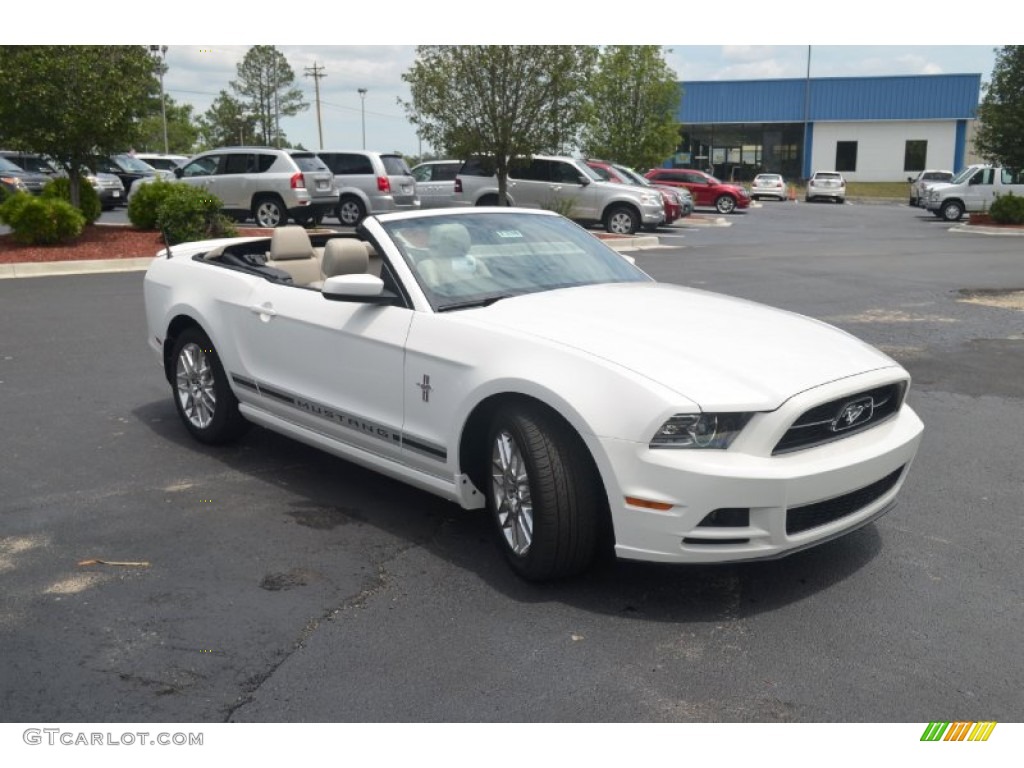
[{"x1": 785, "y1": 181, "x2": 908, "y2": 199}]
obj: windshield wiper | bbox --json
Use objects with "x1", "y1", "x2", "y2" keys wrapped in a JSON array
[{"x1": 436, "y1": 294, "x2": 511, "y2": 312}]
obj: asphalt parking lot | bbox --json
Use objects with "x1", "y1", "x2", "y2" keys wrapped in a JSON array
[{"x1": 1, "y1": 200, "x2": 1021, "y2": 724}]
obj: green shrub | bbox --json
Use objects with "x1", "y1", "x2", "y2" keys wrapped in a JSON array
[
  {"x1": 990, "y1": 191, "x2": 1024, "y2": 225},
  {"x1": 41, "y1": 176, "x2": 101, "y2": 223},
  {"x1": 0, "y1": 193, "x2": 85, "y2": 244},
  {"x1": 155, "y1": 184, "x2": 237, "y2": 245},
  {"x1": 127, "y1": 179, "x2": 176, "y2": 230}
]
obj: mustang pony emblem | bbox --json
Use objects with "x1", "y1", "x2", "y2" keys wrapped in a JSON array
[{"x1": 831, "y1": 397, "x2": 874, "y2": 432}]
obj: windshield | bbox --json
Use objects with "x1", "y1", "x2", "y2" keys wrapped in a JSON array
[
  {"x1": 612, "y1": 165, "x2": 652, "y2": 187},
  {"x1": 0, "y1": 156, "x2": 24, "y2": 172},
  {"x1": 950, "y1": 167, "x2": 980, "y2": 184},
  {"x1": 381, "y1": 211, "x2": 651, "y2": 311},
  {"x1": 114, "y1": 154, "x2": 157, "y2": 173}
]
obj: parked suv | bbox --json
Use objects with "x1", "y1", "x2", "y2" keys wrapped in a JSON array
[
  {"x1": 411, "y1": 159, "x2": 462, "y2": 209},
  {"x1": 456, "y1": 155, "x2": 665, "y2": 234},
  {"x1": 644, "y1": 168, "x2": 751, "y2": 214},
  {"x1": 584, "y1": 159, "x2": 690, "y2": 227},
  {"x1": 174, "y1": 147, "x2": 337, "y2": 228},
  {"x1": 316, "y1": 150, "x2": 419, "y2": 225},
  {"x1": 805, "y1": 171, "x2": 847, "y2": 204},
  {"x1": 0, "y1": 154, "x2": 52, "y2": 196},
  {"x1": 94, "y1": 154, "x2": 162, "y2": 194}
]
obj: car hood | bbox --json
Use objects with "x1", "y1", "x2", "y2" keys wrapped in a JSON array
[{"x1": 463, "y1": 282, "x2": 897, "y2": 411}]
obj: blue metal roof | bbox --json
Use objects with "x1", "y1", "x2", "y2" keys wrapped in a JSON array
[{"x1": 678, "y1": 74, "x2": 981, "y2": 124}]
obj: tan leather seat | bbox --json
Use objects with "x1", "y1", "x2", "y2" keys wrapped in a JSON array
[
  {"x1": 265, "y1": 226, "x2": 321, "y2": 285},
  {"x1": 310, "y1": 238, "x2": 369, "y2": 289}
]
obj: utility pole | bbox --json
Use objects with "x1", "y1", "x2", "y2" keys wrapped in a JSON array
[
  {"x1": 305, "y1": 62, "x2": 327, "y2": 149},
  {"x1": 358, "y1": 88, "x2": 368, "y2": 149}
]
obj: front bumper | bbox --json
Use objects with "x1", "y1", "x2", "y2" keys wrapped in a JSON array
[{"x1": 597, "y1": 373, "x2": 924, "y2": 563}]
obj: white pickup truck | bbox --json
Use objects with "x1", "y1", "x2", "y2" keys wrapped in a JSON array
[{"x1": 925, "y1": 164, "x2": 1024, "y2": 221}]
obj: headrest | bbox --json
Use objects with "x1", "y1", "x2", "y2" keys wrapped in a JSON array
[
  {"x1": 322, "y1": 238, "x2": 369, "y2": 278},
  {"x1": 269, "y1": 226, "x2": 314, "y2": 261},
  {"x1": 428, "y1": 222, "x2": 471, "y2": 259}
]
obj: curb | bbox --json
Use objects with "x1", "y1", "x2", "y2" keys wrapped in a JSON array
[
  {"x1": 0, "y1": 257, "x2": 153, "y2": 280},
  {"x1": 949, "y1": 224, "x2": 1024, "y2": 236}
]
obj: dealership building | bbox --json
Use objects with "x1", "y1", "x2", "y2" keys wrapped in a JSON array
[{"x1": 667, "y1": 73, "x2": 982, "y2": 182}]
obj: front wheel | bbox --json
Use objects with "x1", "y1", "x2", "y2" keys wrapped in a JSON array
[
  {"x1": 170, "y1": 327, "x2": 249, "y2": 445},
  {"x1": 715, "y1": 195, "x2": 737, "y2": 214},
  {"x1": 485, "y1": 404, "x2": 602, "y2": 581},
  {"x1": 253, "y1": 196, "x2": 287, "y2": 228},
  {"x1": 603, "y1": 205, "x2": 639, "y2": 235},
  {"x1": 941, "y1": 200, "x2": 964, "y2": 222}
]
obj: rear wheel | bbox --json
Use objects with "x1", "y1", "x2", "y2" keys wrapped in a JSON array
[
  {"x1": 253, "y1": 196, "x2": 287, "y2": 228},
  {"x1": 485, "y1": 404, "x2": 602, "y2": 581},
  {"x1": 477, "y1": 194, "x2": 500, "y2": 206},
  {"x1": 337, "y1": 196, "x2": 366, "y2": 226},
  {"x1": 170, "y1": 327, "x2": 248, "y2": 445},
  {"x1": 603, "y1": 205, "x2": 639, "y2": 235}
]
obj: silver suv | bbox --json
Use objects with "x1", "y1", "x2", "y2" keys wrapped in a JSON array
[
  {"x1": 455, "y1": 155, "x2": 664, "y2": 234},
  {"x1": 316, "y1": 150, "x2": 419, "y2": 226},
  {"x1": 174, "y1": 147, "x2": 336, "y2": 228}
]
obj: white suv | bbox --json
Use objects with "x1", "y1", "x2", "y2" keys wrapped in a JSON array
[
  {"x1": 805, "y1": 171, "x2": 846, "y2": 204},
  {"x1": 455, "y1": 155, "x2": 664, "y2": 234},
  {"x1": 174, "y1": 147, "x2": 337, "y2": 228},
  {"x1": 316, "y1": 150, "x2": 420, "y2": 226}
]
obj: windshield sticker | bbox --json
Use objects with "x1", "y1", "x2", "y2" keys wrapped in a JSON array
[{"x1": 495, "y1": 230, "x2": 523, "y2": 238}]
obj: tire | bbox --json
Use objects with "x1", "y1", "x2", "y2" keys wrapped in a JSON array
[
  {"x1": 485, "y1": 404, "x2": 602, "y2": 581},
  {"x1": 941, "y1": 200, "x2": 964, "y2": 222},
  {"x1": 603, "y1": 205, "x2": 639, "y2": 235},
  {"x1": 805, "y1": 196, "x2": 813, "y2": 203},
  {"x1": 477, "y1": 194, "x2": 500, "y2": 207},
  {"x1": 909, "y1": 197, "x2": 917, "y2": 206},
  {"x1": 836, "y1": 198, "x2": 845, "y2": 205},
  {"x1": 337, "y1": 196, "x2": 366, "y2": 226},
  {"x1": 253, "y1": 196, "x2": 287, "y2": 228},
  {"x1": 715, "y1": 195, "x2": 737, "y2": 214},
  {"x1": 170, "y1": 327, "x2": 249, "y2": 445}
]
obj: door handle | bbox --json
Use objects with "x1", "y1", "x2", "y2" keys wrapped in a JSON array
[{"x1": 249, "y1": 304, "x2": 277, "y2": 318}]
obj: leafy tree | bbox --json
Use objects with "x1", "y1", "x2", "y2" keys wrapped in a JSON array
[
  {"x1": 197, "y1": 91, "x2": 261, "y2": 150},
  {"x1": 580, "y1": 46, "x2": 681, "y2": 171},
  {"x1": 0, "y1": 45, "x2": 158, "y2": 206},
  {"x1": 230, "y1": 46, "x2": 307, "y2": 147},
  {"x1": 136, "y1": 96, "x2": 200, "y2": 155},
  {"x1": 402, "y1": 45, "x2": 598, "y2": 204},
  {"x1": 975, "y1": 46, "x2": 1024, "y2": 170}
]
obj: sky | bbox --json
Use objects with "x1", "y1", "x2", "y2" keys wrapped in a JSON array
[
  {"x1": 13, "y1": 3, "x2": 1014, "y2": 158},
  {"x1": 150, "y1": 44, "x2": 1000, "y2": 157}
]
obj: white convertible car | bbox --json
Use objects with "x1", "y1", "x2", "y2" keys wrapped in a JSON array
[{"x1": 144, "y1": 208, "x2": 924, "y2": 581}]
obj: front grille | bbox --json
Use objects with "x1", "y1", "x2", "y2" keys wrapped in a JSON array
[
  {"x1": 773, "y1": 382, "x2": 905, "y2": 455},
  {"x1": 786, "y1": 466, "x2": 904, "y2": 535}
]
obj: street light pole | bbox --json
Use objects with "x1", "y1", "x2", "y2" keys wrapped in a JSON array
[
  {"x1": 358, "y1": 88, "x2": 367, "y2": 149},
  {"x1": 149, "y1": 45, "x2": 169, "y2": 154}
]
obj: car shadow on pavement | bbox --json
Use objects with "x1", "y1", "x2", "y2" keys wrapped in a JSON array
[{"x1": 133, "y1": 398, "x2": 885, "y2": 624}]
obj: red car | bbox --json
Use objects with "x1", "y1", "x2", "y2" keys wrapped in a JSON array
[
  {"x1": 644, "y1": 168, "x2": 751, "y2": 214},
  {"x1": 585, "y1": 159, "x2": 684, "y2": 227}
]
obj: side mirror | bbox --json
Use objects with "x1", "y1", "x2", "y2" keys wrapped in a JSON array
[
  {"x1": 577, "y1": 175, "x2": 591, "y2": 186},
  {"x1": 174, "y1": 167, "x2": 183, "y2": 179},
  {"x1": 322, "y1": 274, "x2": 396, "y2": 305},
  {"x1": 907, "y1": 176, "x2": 913, "y2": 183}
]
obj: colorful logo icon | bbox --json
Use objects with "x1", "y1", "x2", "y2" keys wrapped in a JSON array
[{"x1": 921, "y1": 722, "x2": 997, "y2": 741}]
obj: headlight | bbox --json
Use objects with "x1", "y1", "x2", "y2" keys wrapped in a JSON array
[
  {"x1": 640, "y1": 192, "x2": 661, "y2": 206},
  {"x1": 650, "y1": 413, "x2": 753, "y2": 449},
  {"x1": 1, "y1": 175, "x2": 28, "y2": 191}
]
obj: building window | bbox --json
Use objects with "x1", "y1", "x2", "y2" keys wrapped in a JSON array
[
  {"x1": 836, "y1": 141, "x2": 858, "y2": 172},
  {"x1": 904, "y1": 140, "x2": 927, "y2": 172}
]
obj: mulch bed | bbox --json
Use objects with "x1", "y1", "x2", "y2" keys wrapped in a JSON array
[{"x1": 0, "y1": 225, "x2": 276, "y2": 264}]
